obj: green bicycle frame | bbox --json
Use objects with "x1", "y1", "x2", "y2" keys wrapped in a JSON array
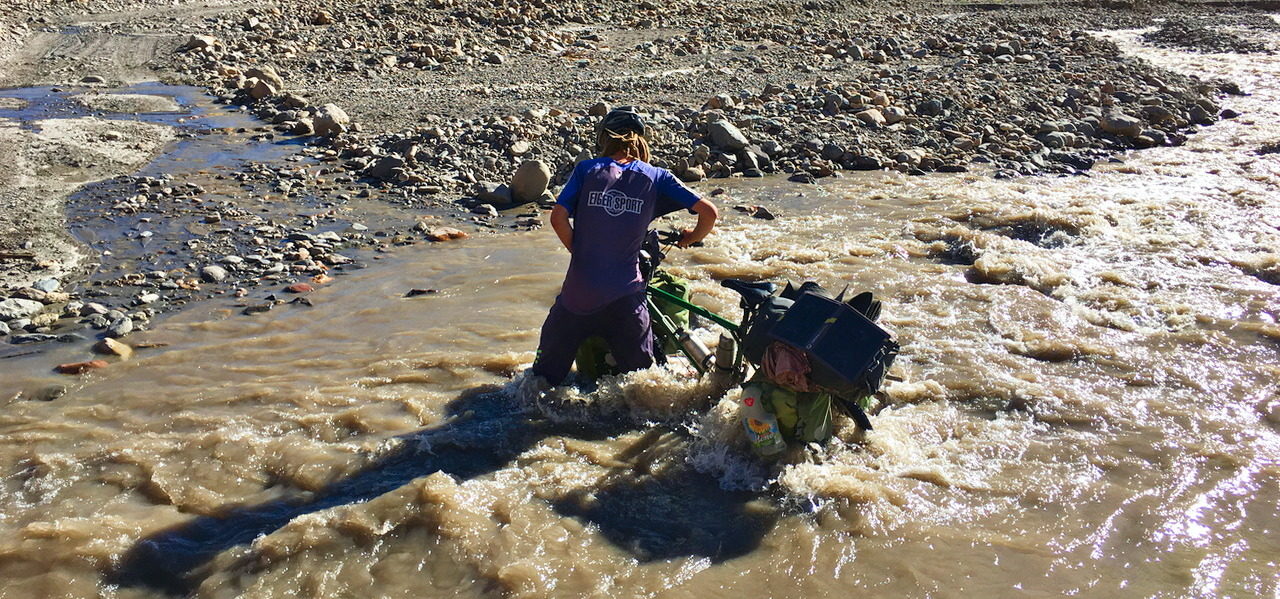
[
  {"x1": 646, "y1": 284, "x2": 741, "y2": 375},
  {"x1": 646, "y1": 284, "x2": 739, "y2": 333}
]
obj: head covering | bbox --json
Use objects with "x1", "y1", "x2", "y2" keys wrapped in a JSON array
[{"x1": 600, "y1": 106, "x2": 646, "y2": 137}]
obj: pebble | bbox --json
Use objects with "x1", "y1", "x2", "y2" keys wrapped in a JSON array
[
  {"x1": 56, "y1": 360, "x2": 109, "y2": 375},
  {"x1": 201, "y1": 265, "x2": 229, "y2": 282},
  {"x1": 106, "y1": 316, "x2": 134, "y2": 338},
  {"x1": 93, "y1": 337, "x2": 134, "y2": 359}
]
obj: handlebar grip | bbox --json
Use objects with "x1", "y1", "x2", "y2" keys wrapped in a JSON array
[{"x1": 658, "y1": 230, "x2": 703, "y2": 247}]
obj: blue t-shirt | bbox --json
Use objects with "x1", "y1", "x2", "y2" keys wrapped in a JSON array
[{"x1": 556, "y1": 158, "x2": 701, "y2": 314}]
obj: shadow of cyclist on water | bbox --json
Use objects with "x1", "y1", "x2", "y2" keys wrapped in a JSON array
[{"x1": 111, "y1": 383, "x2": 777, "y2": 595}]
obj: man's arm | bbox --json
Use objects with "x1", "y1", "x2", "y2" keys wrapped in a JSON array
[
  {"x1": 550, "y1": 204, "x2": 573, "y2": 252},
  {"x1": 678, "y1": 198, "x2": 718, "y2": 248}
]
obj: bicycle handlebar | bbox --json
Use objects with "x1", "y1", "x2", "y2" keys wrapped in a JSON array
[{"x1": 657, "y1": 229, "x2": 703, "y2": 247}]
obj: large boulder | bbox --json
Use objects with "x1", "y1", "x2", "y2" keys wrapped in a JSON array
[
  {"x1": 708, "y1": 119, "x2": 749, "y2": 151},
  {"x1": 244, "y1": 66, "x2": 284, "y2": 90},
  {"x1": 247, "y1": 78, "x2": 276, "y2": 100},
  {"x1": 0, "y1": 298, "x2": 44, "y2": 321},
  {"x1": 510, "y1": 160, "x2": 551, "y2": 204},
  {"x1": 181, "y1": 35, "x2": 219, "y2": 52},
  {"x1": 365, "y1": 156, "x2": 406, "y2": 181},
  {"x1": 588, "y1": 101, "x2": 610, "y2": 116},
  {"x1": 313, "y1": 103, "x2": 350, "y2": 137},
  {"x1": 1101, "y1": 112, "x2": 1143, "y2": 138},
  {"x1": 474, "y1": 182, "x2": 513, "y2": 205}
]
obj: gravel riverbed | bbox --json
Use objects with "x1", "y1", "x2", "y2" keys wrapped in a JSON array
[{"x1": 1, "y1": 0, "x2": 1276, "y2": 358}]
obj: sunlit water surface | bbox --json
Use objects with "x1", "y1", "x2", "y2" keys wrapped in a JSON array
[{"x1": 0, "y1": 28, "x2": 1278, "y2": 599}]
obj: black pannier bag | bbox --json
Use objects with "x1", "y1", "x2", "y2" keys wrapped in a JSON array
[
  {"x1": 739, "y1": 281, "x2": 897, "y2": 399},
  {"x1": 768, "y1": 291, "x2": 898, "y2": 399}
]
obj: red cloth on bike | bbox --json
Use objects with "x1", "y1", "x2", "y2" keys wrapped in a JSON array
[{"x1": 762, "y1": 342, "x2": 814, "y2": 392}]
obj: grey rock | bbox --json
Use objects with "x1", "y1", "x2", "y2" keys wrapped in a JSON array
[
  {"x1": 851, "y1": 155, "x2": 883, "y2": 170},
  {"x1": 472, "y1": 204, "x2": 499, "y2": 217},
  {"x1": 10, "y1": 334, "x2": 56, "y2": 344},
  {"x1": 708, "y1": 120, "x2": 749, "y2": 151},
  {"x1": 314, "y1": 103, "x2": 351, "y2": 137},
  {"x1": 882, "y1": 106, "x2": 907, "y2": 125},
  {"x1": 588, "y1": 101, "x2": 611, "y2": 116},
  {"x1": 1039, "y1": 132, "x2": 1071, "y2": 149},
  {"x1": 30, "y1": 385, "x2": 66, "y2": 401},
  {"x1": 181, "y1": 35, "x2": 218, "y2": 51},
  {"x1": 106, "y1": 316, "x2": 133, "y2": 338},
  {"x1": 201, "y1": 265, "x2": 229, "y2": 282},
  {"x1": 245, "y1": 66, "x2": 285, "y2": 90},
  {"x1": 248, "y1": 78, "x2": 276, "y2": 100},
  {"x1": 475, "y1": 182, "x2": 513, "y2": 205},
  {"x1": 679, "y1": 166, "x2": 705, "y2": 182},
  {"x1": 1101, "y1": 112, "x2": 1143, "y2": 137},
  {"x1": 0, "y1": 298, "x2": 44, "y2": 321},
  {"x1": 1141, "y1": 104, "x2": 1175, "y2": 124},
  {"x1": 916, "y1": 100, "x2": 944, "y2": 117},
  {"x1": 365, "y1": 156, "x2": 406, "y2": 180},
  {"x1": 510, "y1": 160, "x2": 551, "y2": 204},
  {"x1": 86, "y1": 314, "x2": 110, "y2": 329},
  {"x1": 1189, "y1": 104, "x2": 1216, "y2": 125},
  {"x1": 0, "y1": 321, "x2": 9, "y2": 335},
  {"x1": 33, "y1": 278, "x2": 60, "y2": 293}
]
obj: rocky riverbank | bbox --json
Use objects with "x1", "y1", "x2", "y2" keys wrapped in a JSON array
[{"x1": 1, "y1": 0, "x2": 1277, "y2": 357}]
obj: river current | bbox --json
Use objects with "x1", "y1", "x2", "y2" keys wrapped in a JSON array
[{"x1": 1, "y1": 28, "x2": 1277, "y2": 598}]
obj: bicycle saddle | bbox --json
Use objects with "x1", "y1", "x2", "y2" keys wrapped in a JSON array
[{"x1": 721, "y1": 279, "x2": 777, "y2": 308}]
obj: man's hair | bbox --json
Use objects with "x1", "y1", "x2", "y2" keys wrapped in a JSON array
[{"x1": 598, "y1": 129, "x2": 651, "y2": 163}]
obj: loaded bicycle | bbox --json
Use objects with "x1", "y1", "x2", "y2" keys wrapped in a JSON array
[{"x1": 576, "y1": 229, "x2": 899, "y2": 457}]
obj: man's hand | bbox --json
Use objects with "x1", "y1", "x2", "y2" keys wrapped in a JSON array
[{"x1": 677, "y1": 199, "x2": 718, "y2": 247}]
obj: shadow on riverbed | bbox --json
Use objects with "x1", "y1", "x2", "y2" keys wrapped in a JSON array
[{"x1": 110, "y1": 385, "x2": 777, "y2": 594}]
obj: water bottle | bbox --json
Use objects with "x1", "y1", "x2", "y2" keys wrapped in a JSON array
[
  {"x1": 677, "y1": 329, "x2": 713, "y2": 371},
  {"x1": 740, "y1": 383, "x2": 785, "y2": 457},
  {"x1": 713, "y1": 333, "x2": 736, "y2": 373}
]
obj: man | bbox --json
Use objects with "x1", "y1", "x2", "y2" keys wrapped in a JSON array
[{"x1": 530, "y1": 107, "x2": 718, "y2": 386}]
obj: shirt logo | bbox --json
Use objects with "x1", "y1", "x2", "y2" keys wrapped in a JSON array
[{"x1": 587, "y1": 189, "x2": 643, "y2": 217}]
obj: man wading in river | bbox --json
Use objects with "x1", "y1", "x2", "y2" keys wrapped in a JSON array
[{"x1": 528, "y1": 107, "x2": 718, "y2": 387}]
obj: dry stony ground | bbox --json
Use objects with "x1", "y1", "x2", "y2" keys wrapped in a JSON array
[{"x1": 0, "y1": 0, "x2": 1274, "y2": 350}]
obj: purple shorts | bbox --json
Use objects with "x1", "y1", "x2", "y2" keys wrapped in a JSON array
[{"x1": 531, "y1": 292, "x2": 655, "y2": 385}]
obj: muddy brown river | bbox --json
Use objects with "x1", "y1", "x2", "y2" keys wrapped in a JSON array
[{"x1": 2, "y1": 29, "x2": 1278, "y2": 598}]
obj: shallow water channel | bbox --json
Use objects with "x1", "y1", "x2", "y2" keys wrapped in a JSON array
[{"x1": 1, "y1": 30, "x2": 1278, "y2": 599}]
